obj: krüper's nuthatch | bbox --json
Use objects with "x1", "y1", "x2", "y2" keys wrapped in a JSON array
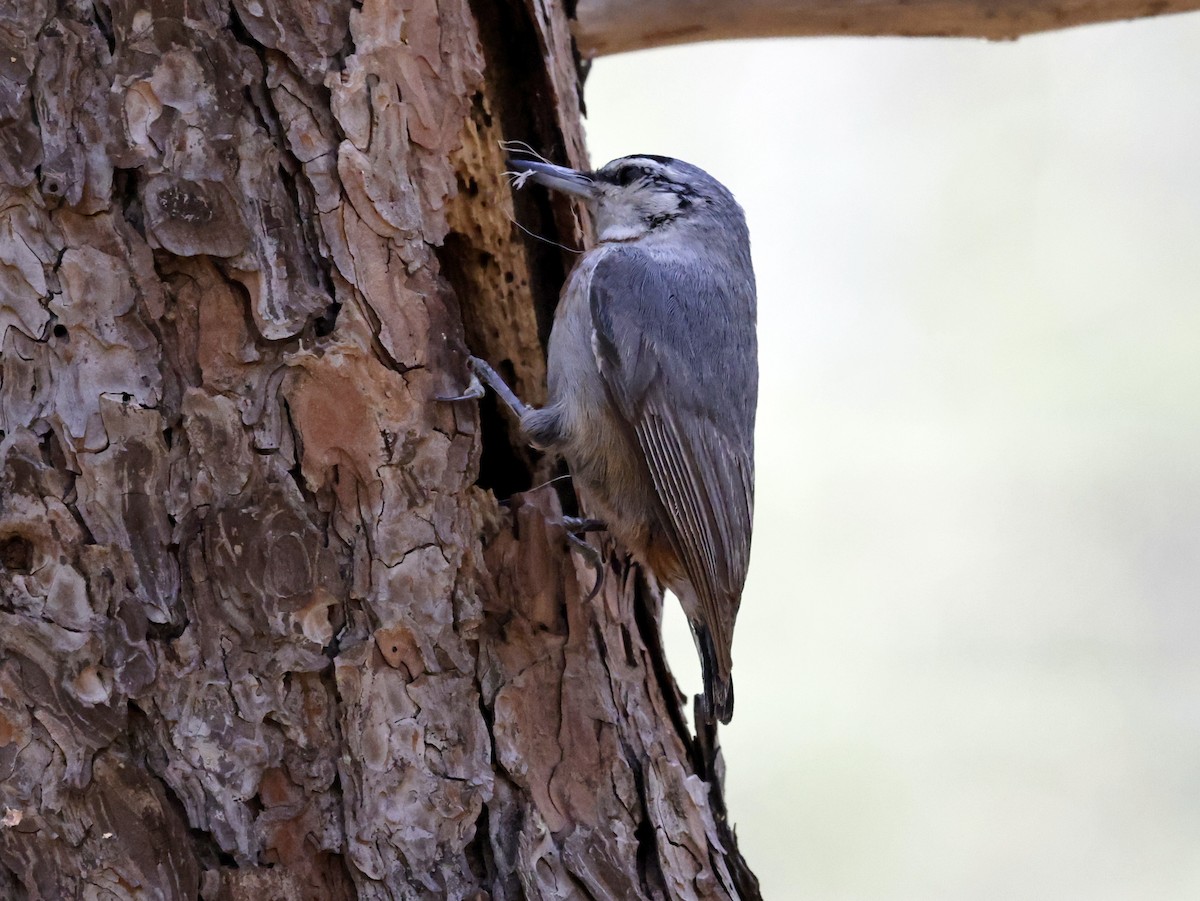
[{"x1": 463, "y1": 153, "x2": 757, "y2": 725}]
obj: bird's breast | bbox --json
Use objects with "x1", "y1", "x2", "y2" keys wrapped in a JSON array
[{"x1": 543, "y1": 248, "x2": 658, "y2": 534}]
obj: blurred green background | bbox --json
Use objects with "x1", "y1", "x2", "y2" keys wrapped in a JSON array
[{"x1": 584, "y1": 16, "x2": 1200, "y2": 900}]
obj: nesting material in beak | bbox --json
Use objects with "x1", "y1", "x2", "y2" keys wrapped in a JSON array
[{"x1": 506, "y1": 158, "x2": 597, "y2": 199}]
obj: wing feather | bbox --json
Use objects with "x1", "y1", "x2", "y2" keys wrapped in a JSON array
[{"x1": 588, "y1": 247, "x2": 756, "y2": 677}]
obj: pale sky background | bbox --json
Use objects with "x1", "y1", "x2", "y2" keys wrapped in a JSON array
[{"x1": 584, "y1": 16, "x2": 1200, "y2": 900}]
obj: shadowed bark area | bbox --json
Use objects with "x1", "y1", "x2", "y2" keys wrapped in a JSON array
[{"x1": 0, "y1": 0, "x2": 757, "y2": 898}]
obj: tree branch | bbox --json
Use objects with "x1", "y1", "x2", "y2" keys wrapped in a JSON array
[{"x1": 573, "y1": 0, "x2": 1200, "y2": 56}]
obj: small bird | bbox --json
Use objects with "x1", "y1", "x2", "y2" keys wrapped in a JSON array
[{"x1": 465, "y1": 153, "x2": 757, "y2": 724}]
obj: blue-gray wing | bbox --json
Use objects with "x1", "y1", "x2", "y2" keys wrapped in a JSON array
[{"x1": 588, "y1": 245, "x2": 757, "y2": 681}]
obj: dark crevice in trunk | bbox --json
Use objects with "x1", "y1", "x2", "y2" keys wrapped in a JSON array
[
  {"x1": 114, "y1": 167, "x2": 145, "y2": 240},
  {"x1": 632, "y1": 569, "x2": 763, "y2": 899},
  {"x1": 627, "y1": 747, "x2": 670, "y2": 899},
  {"x1": 436, "y1": 236, "x2": 540, "y2": 501},
  {"x1": 465, "y1": 0, "x2": 576, "y2": 352},
  {"x1": 126, "y1": 704, "x2": 210, "y2": 871},
  {"x1": 631, "y1": 571, "x2": 693, "y2": 762},
  {"x1": 227, "y1": 5, "x2": 342, "y2": 344},
  {"x1": 91, "y1": 1, "x2": 116, "y2": 55}
]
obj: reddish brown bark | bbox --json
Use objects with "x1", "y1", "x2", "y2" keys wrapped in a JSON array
[{"x1": 0, "y1": 1, "x2": 755, "y2": 897}]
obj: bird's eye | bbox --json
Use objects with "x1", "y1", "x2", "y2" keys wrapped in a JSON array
[{"x1": 617, "y1": 165, "x2": 649, "y2": 186}]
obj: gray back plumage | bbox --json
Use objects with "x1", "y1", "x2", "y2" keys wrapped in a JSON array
[{"x1": 587, "y1": 236, "x2": 757, "y2": 684}]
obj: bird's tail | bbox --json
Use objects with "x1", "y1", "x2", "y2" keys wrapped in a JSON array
[{"x1": 697, "y1": 624, "x2": 734, "y2": 725}]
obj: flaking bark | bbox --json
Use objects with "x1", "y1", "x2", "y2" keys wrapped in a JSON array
[{"x1": 0, "y1": 0, "x2": 756, "y2": 898}]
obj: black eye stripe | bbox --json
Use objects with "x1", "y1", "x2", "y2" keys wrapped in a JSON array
[
  {"x1": 604, "y1": 161, "x2": 698, "y2": 200},
  {"x1": 617, "y1": 165, "x2": 650, "y2": 185}
]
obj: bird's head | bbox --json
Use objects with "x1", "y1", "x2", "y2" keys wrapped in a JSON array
[{"x1": 508, "y1": 154, "x2": 744, "y2": 245}]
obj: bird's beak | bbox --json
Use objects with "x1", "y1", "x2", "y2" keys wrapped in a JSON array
[{"x1": 506, "y1": 158, "x2": 597, "y2": 199}]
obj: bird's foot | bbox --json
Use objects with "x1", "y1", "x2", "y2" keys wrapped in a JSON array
[
  {"x1": 565, "y1": 529, "x2": 605, "y2": 602},
  {"x1": 440, "y1": 355, "x2": 531, "y2": 420},
  {"x1": 437, "y1": 369, "x2": 485, "y2": 402},
  {"x1": 561, "y1": 516, "x2": 606, "y2": 534}
]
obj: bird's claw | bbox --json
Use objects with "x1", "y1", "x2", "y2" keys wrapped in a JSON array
[
  {"x1": 562, "y1": 516, "x2": 606, "y2": 534},
  {"x1": 439, "y1": 355, "x2": 532, "y2": 421},
  {"x1": 565, "y1": 530, "x2": 605, "y2": 602},
  {"x1": 437, "y1": 370, "x2": 485, "y2": 402}
]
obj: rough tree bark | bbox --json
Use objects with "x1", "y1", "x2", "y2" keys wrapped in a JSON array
[{"x1": 0, "y1": 0, "x2": 756, "y2": 898}]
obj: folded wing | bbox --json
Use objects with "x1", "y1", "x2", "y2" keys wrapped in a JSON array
[{"x1": 588, "y1": 246, "x2": 756, "y2": 717}]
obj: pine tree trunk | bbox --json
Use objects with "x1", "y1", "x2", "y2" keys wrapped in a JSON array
[{"x1": 0, "y1": 1, "x2": 757, "y2": 897}]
